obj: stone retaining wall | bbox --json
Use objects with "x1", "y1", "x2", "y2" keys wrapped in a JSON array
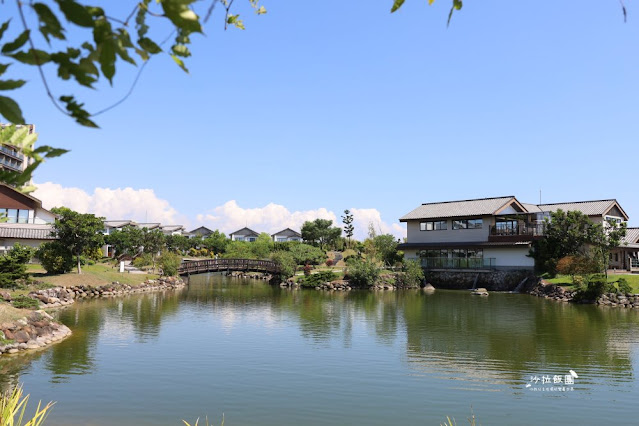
[
  {"x1": 528, "y1": 281, "x2": 639, "y2": 308},
  {"x1": 0, "y1": 310, "x2": 71, "y2": 355},
  {"x1": 424, "y1": 270, "x2": 536, "y2": 291},
  {"x1": 27, "y1": 276, "x2": 186, "y2": 309}
]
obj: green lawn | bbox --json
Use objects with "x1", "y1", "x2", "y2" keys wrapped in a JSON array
[
  {"x1": 29, "y1": 262, "x2": 160, "y2": 288},
  {"x1": 546, "y1": 274, "x2": 639, "y2": 293}
]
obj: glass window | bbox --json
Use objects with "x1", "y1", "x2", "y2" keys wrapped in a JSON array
[
  {"x1": 468, "y1": 219, "x2": 483, "y2": 229},
  {"x1": 453, "y1": 220, "x2": 468, "y2": 230},
  {"x1": 420, "y1": 221, "x2": 446, "y2": 231},
  {"x1": 248, "y1": 237, "x2": 256, "y2": 242},
  {"x1": 17, "y1": 210, "x2": 29, "y2": 224},
  {"x1": 235, "y1": 236, "x2": 245, "y2": 241},
  {"x1": 6, "y1": 209, "x2": 17, "y2": 223}
]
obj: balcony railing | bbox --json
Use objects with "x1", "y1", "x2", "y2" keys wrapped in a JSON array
[
  {"x1": 489, "y1": 224, "x2": 545, "y2": 237},
  {"x1": 420, "y1": 257, "x2": 496, "y2": 270}
]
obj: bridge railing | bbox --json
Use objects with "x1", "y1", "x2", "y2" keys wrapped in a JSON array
[{"x1": 178, "y1": 258, "x2": 280, "y2": 275}]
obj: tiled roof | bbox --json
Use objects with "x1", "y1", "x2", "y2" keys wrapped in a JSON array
[
  {"x1": 272, "y1": 228, "x2": 301, "y2": 238},
  {"x1": 537, "y1": 200, "x2": 621, "y2": 217},
  {"x1": 622, "y1": 228, "x2": 639, "y2": 246},
  {"x1": 521, "y1": 203, "x2": 542, "y2": 213},
  {"x1": 104, "y1": 220, "x2": 136, "y2": 228},
  {"x1": 0, "y1": 224, "x2": 55, "y2": 240},
  {"x1": 400, "y1": 196, "x2": 517, "y2": 221},
  {"x1": 161, "y1": 225, "x2": 185, "y2": 232},
  {"x1": 230, "y1": 227, "x2": 259, "y2": 237},
  {"x1": 136, "y1": 223, "x2": 161, "y2": 229}
]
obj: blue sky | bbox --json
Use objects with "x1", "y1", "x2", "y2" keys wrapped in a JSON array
[{"x1": 7, "y1": 1, "x2": 639, "y2": 238}]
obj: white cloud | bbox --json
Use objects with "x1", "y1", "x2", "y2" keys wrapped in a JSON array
[
  {"x1": 196, "y1": 200, "x2": 338, "y2": 235},
  {"x1": 31, "y1": 182, "x2": 406, "y2": 240},
  {"x1": 32, "y1": 182, "x2": 186, "y2": 226},
  {"x1": 196, "y1": 201, "x2": 405, "y2": 240}
]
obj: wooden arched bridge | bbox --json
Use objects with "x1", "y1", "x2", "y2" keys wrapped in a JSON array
[{"x1": 178, "y1": 258, "x2": 280, "y2": 276}]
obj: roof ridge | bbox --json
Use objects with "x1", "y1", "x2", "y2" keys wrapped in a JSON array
[
  {"x1": 537, "y1": 199, "x2": 615, "y2": 206},
  {"x1": 421, "y1": 196, "x2": 514, "y2": 206}
]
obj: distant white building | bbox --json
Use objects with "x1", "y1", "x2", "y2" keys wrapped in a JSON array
[
  {"x1": 271, "y1": 228, "x2": 302, "y2": 242},
  {"x1": 230, "y1": 227, "x2": 259, "y2": 242},
  {"x1": 161, "y1": 225, "x2": 185, "y2": 236},
  {"x1": 0, "y1": 183, "x2": 56, "y2": 254}
]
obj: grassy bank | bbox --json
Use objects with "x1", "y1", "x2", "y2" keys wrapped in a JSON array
[
  {"x1": 27, "y1": 263, "x2": 160, "y2": 288},
  {"x1": 546, "y1": 274, "x2": 639, "y2": 293}
]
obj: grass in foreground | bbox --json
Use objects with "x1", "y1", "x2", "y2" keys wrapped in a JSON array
[
  {"x1": 29, "y1": 263, "x2": 160, "y2": 288},
  {"x1": 546, "y1": 274, "x2": 639, "y2": 293},
  {"x1": 0, "y1": 384, "x2": 53, "y2": 426}
]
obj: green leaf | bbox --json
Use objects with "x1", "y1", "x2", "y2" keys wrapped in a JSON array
[
  {"x1": 59, "y1": 95, "x2": 98, "y2": 128},
  {"x1": 55, "y1": 0, "x2": 94, "y2": 27},
  {"x1": 0, "y1": 80, "x2": 26, "y2": 90},
  {"x1": 256, "y1": 6, "x2": 267, "y2": 15},
  {"x1": 0, "y1": 95, "x2": 25, "y2": 124},
  {"x1": 171, "y1": 44, "x2": 190, "y2": 58},
  {"x1": 447, "y1": 0, "x2": 462, "y2": 26},
  {"x1": 7, "y1": 49, "x2": 51, "y2": 65},
  {"x1": 171, "y1": 54, "x2": 189, "y2": 73},
  {"x1": 390, "y1": 0, "x2": 405, "y2": 13},
  {"x1": 33, "y1": 145, "x2": 69, "y2": 158},
  {"x1": 0, "y1": 20, "x2": 10, "y2": 40},
  {"x1": 0, "y1": 63, "x2": 10, "y2": 76},
  {"x1": 99, "y1": 41, "x2": 116, "y2": 83},
  {"x1": 161, "y1": 2, "x2": 202, "y2": 34},
  {"x1": 227, "y1": 14, "x2": 245, "y2": 30},
  {"x1": 33, "y1": 3, "x2": 65, "y2": 42},
  {"x1": 1, "y1": 30, "x2": 30, "y2": 54},
  {"x1": 138, "y1": 37, "x2": 162, "y2": 54}
]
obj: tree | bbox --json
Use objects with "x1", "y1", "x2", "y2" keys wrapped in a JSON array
[
  {"x1": 301, "y1": 219, "x2": 341, "y2": 250},
  {"x1": 142, "y1": 228, "x2": 166, "y2": 272},
  {"x1": 270, "y1": 251, "x2": 296, "y2": 279},
  {"x1": 38, "y1": 240, "x2": 75, "y2": 274},
  {"x1": 530, "y1": 209, "x2": 595, "y2": 275},
  {"x1": 50, "y1": 207, "x2": 105, "y2": 274},
  {"x1": 530, "y1": 209, "x2": 627, "y2": 277},
  {"x1": 106, "y1": 225, "x2": 144, "y2": 258},
  {"x1": 165, "y1": 234, "x2": 191, "y2": 254},
  {"x1": 201, "y1": 230, "x2": 228, "y2": 255},
  {"x1": 341, "y1": 209, "x2": 354, "y2": 248},
  {"x1": 372, "y1": 234, "x2": 402, "y2": 267},
  {"x1": 288, "y1": 243, "x2": 326, "y2": 266},
  {"x1": 158, "y1": 251, "x2": 181, "y2": 276},
  {"x1": 0, "y1": 243, "x2": 35, "y2": 288},
  {"x1": 252, "y1": 232, "x2": 274, "y2": 259},
  {"x1": 589, "y1": 219, "x2": 627, "y2": 278}
]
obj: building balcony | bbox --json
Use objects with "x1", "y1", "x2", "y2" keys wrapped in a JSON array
[
  {"x1": 420, "y1": 257, "x2": 496, "y2": 270},
  {"x1": 488, "y1": 224, "x2": 544, "y2": 242}
]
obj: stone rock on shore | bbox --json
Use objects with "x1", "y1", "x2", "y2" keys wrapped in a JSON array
[
  {"x1": 24, "y1": 276, "x2": 186, "y2": 309},
  {"x1": 0, "y1": 310, "x2": 71, "y2": 356}
]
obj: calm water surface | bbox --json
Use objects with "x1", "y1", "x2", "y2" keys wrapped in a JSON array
[{"x1": 3, "y1": 274, "x2": 639, "y2": 425}]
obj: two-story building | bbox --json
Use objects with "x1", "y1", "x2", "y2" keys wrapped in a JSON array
[
  {"x1": 399, "y1": 196, "x2": 634, "y2": 271},
  {"x1": 0, "y1": 184, "x2": 56, "y2": 254},
  {"x1": 229, "y1": 227, "x2": 259, "y2": 242},
  {"x1": 271, "y1": 228, "x2": 302, "y2": 242}
]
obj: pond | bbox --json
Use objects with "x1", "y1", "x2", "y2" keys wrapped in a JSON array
[{"x1": 3, "y1": 274, "x2": 639, "y2": 425}]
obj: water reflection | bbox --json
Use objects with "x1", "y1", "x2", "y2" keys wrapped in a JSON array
[{"x1": 1, "y1": 274, "x2": 638, "y2": 425}]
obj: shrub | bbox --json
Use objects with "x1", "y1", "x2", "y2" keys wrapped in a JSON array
[
  {"x1": 270, "y1": 251, "x2": 296, "y2": 279},
  {"x1": 574, "y1": 274, "x2": 612, "y2": 301},
  {"x1": 345, "y1": 259, "x2": 380, "y2": 287},
  {"x1": 303, "y1": 264, "x2": 312, "y2": 276},
  {"x1": 38, "y1": 241, "x2": 74, "y2": 274},
  {"x1": 396, "y1": 259, "x2": 424, "y2": 288},
  {"x1": 325, "y1": 259, "x2": 333, "y2": 267},
  {"x1": 12, "y1": 295, "x2": 40, "y2": 309},
  {"x1": 617, "y1": 278, "x2": 632, "y2": 294},
  {"x1": 298, "y1": 270, "x2": 337, "y2": 288},
  {"x1": 0, "y1": 244, "x2": 35, "y2": 289},
  {"x1": 159, "y1": 251, "x2": 182, "y2": 276},
  {"x1": 132, "y1": 253, "x2": 153, "y2": 268}
]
